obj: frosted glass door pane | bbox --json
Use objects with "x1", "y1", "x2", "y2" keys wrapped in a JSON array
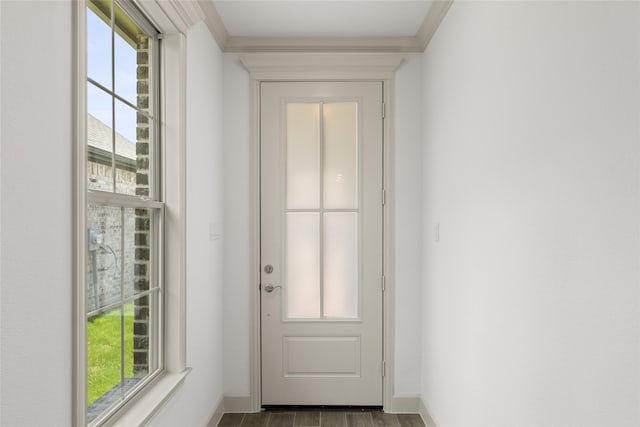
[
  {"x1": 324, "y1": 213, "x2": 358, "y2": 319},
  {"x1": 287, "y1": 104, "x2": 320, "y2": 209},
  {"x1": 324, "y1": 103, "x2": 358, "y2": 209},
  {"x1": 286, "y1": 213, "x2": 321, "y2": 318}
]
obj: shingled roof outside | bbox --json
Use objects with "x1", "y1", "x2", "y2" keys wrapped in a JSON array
[{"x1": 87, "y1": 113, "x2": 136, "y2": 160}]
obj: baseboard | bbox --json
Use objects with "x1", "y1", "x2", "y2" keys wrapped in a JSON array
[
  {"x1": 223, "y1": 394, "x2": 254, "y2": 413},
  {"x1": 419, "y1": 397, "x2": 437, "y2": 427},
  {"x1": 390, "y1": 395, "x2": 421, "y2": 413},
  {"x1": 205, "y1": 395, "x2": 225, "y2": 427}
]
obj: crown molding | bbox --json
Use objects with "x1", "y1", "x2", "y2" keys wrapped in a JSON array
[
  {"x1": 416, "y1": 0, "x2": 454, "y2": 51},
  {"x1": 200, "y1": 1, "x2": 453, "y2": 53},
  {"x1": 226, "y1": 36, "x2": 422, "y2": 53},
  {"x1": 197, "y1": 0, "x2": 230, "y2": 48},
  {"x1": 155, "y1": 0, "x2": 206, "y2": 33}
]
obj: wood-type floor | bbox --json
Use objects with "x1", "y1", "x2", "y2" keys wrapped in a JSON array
[{"x1": 217, "y1": 409, "x2": 425, "y2": 427}]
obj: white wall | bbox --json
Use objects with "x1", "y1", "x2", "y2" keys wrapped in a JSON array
[
  {"x1": 421, "y1": 2, "x2": 640, "y2": 426},
  {"x1": 1, "y1": 2, "x2": 73, "y2": 425},
  {"x1": 0, "y1": 3, "x2": 225, "y2": 425},
  {"x1": 393, "y1": 53, "x2": 424, "y2": 396},
  {"x1": 222, "y1": 54, "x2": 252, "y2": 396},
  {"x1": 221, "y1": 53, "x2": 425, "y2": 401},
  {"x1": 151, "y1": 20, "x2": 225, "y2": 426}
]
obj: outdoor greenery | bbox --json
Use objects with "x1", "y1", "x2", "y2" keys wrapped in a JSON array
[{"x1": 87, "y1": 304, "x2": 134, "y2": 406}]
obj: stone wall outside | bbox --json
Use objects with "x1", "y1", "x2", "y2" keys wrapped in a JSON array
[{"x1": 87, "y1": 166, "x2": 136, "y2": 312}]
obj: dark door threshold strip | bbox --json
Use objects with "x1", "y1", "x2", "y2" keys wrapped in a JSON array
[{"x1": 262, "y1": 405, "x2": 383, "y2": 412}]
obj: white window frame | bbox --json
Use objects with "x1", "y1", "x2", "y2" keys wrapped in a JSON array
[{"x1": 73, "y1": 1, "x2": 189, "y2": 425}]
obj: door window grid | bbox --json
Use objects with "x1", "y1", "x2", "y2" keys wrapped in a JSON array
[{"x1": 284, "y1": 102, "x2": 360, "y2": 320}]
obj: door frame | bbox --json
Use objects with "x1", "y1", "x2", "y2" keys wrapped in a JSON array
[{"x1": 240, "y1": 53, "x2": 404, "y2": 413}]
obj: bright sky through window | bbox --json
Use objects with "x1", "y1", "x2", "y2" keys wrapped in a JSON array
[{"x1": 87, "y1": 8, "x2": 138, "y2": 143}]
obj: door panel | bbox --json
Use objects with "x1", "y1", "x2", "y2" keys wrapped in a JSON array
[
  {"x1": 261, "y1": 81, "x2": 383, "y2": 405},
  {"x1": 283, "y1": 336, "x2": 361, "y2": 377}
]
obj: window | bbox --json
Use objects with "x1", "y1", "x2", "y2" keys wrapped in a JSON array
[{"x1": 83, "y1": 1, "x2": 164, "y2": 424}]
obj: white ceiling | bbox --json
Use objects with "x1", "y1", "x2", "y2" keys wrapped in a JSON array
[
  {"x1": 191, "y1": 0, "x2": 452, "y2": 52},
  {"x1": 212, "y1": 1, "x2": 434, "y2": 38}
]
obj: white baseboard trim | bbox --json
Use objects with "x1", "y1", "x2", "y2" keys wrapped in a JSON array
[
  {"x1": 390, "y1": 395, "x2": 421, "y2": 413},
  {"x1": 419, "y1": 397, "x2": 438, "y2": 427},
  {"x1": 223, "y1": 394, "x2": 254, "y2": 413},
  {"x1": 205, "y1": 395, "x2": 225, "y2": 427}
]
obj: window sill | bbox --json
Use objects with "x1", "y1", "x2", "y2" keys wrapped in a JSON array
[{"x1": 107, "y1": 368, "x2": 192, "y2": 427}]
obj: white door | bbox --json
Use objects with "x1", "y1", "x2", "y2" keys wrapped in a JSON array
[{"x1": 260, "y1": 81, "x2": 384, "y2": 406}]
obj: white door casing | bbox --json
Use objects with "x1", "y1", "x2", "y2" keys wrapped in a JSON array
[
  {"x1": 240, "y1": 53, "x2": 404, "y2": 412},
  {"x1": 260, "y1": 81, "x2": 383, "y2": 405}
]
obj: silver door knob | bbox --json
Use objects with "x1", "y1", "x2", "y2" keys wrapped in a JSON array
[{"x1": 264, "y1": 284, "x2": 282, "y2": 293}]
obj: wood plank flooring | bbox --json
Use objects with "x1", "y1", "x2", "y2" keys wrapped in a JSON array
[{"x1": 217, "y1": 410, "x2": 425, "y2": 427}]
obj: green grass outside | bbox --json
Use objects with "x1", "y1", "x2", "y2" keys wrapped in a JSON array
[{"x1": 87, "y1": 304, "x2": 134, "y2": 406}]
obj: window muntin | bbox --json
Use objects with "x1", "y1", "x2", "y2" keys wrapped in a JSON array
[{"x1": 85, "y1": 1, "x2": 162, "y2": 424}]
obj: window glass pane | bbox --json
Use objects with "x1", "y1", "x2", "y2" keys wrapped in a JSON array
[
  {"x1": 87, "y1": 205, "x2": 122, "y2": 312},
  {"x1": 87, "y1": 204, "x2": 159, "y2": 422},
  {"x1": 88, "y1": 84, "x2": 114, "y2": 192},
  {"x1": 122, "y1": 208, "x2": 139, "y2": 299},
  {"x1": 124, "y1": 206, "x2": 156, "y2": 383},
  {"x1": 87, "y1": 2, "x2": 112, "y2": 89},
  {"x1": 323, "y1": 213, "x2": 358, "y2": 319},
  {"x1": 132, "y1": 28, "x2": 152, "y2": 199},
  {"x1": 124, "y1": 207, "x2": 152, "y2": 299},
  {"x1": 287, "y1": 103, "x2": 320, "y2": 209},
  {"x1": 114, "y1": 98, "x2": 136, "y2": 146},
  {"x1": 286, "y1": 213, "x2": 320, "y2": 318},
  {"x1": 324, "y1": 103, "x2": 358, "y2": 209},
  {"x1": 113, "y1": 2, "x2": 142, "y2": 105},
  {"x1": 124, "y1": 298, "x2": 148, "y2": 390},
  {"x1": 114, "y1": 100, "x2": 137, "y2": 195},
  {"x1": 87, "y1": 306, "x2": 123, "y2": 423},
  {"x1": 136, "y1": 114, "x2": 153, "y2": 198}
]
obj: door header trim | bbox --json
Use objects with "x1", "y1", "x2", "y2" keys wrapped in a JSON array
[{"x1": 240, "y1": 53, "x2": 404, "y2": 81}]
